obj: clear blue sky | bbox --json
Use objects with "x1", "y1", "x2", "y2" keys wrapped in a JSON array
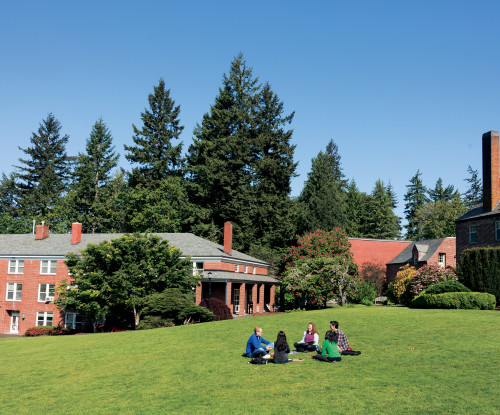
[{"x1": 2, "y1": 1, "x2": 499, "y2": 223}]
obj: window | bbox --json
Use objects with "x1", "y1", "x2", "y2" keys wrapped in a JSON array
[
  {"x1": 496, "y1": 221, "x2": 500, "y2": 241},
  {"x1": 41, "y1": 260, "x2": 57, "y2": 274},
  {"x1": 438, "y1": 253, "x2": 446, "y2": 268},
  {"x1": 6, "y1": 283, "x2": 23, "y2": 301},
  {"x1": 37, "y1": 311, "x2": 53, "y2": 326},
  {"x1": 469, "y1": 225, "x2": 477, "y2": 244},
  {"x1": 9, "y1": 259, "x2": 24, "y2": 274},
  {"x1": 38, "y1": 283, "x2": 55, "y2": 302},
  {"x1": 412, "y1": 252, "x2": 418, "y2": 266},
  {"x1": 65, "y1": 312, "x2": 83, "y2": 330},
  {"x1": 235, "y1": 265, "x2": 240, "y2": 273},
  {"x1": 244, "y1": 266, "x2": 248, "y2": 274},
  {"x1": 192, "y1": 262, "x2": 204, "y2": 275},
  {"x1": 253, "y1": 267, "x2": 256, "y2": 275}
]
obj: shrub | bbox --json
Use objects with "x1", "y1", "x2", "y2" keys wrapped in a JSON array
[
  {"x1": 349, "y1": 281, "x2": 377, "y2": 304},
  {"x1": 361, "y1": 299, "x2": 373, "y2": 306},
  {"x1": 360, "y1": 262, "x2": 386, "y2": 296},
  {"x1": 199, "y1": 297, "x2": 233, "y2": 321},
  {"x1": 25, "y1": 326, "x2": 71, "y2": 337},
  {"x1": 412, "y1": 292, "x2": 496, "y2": 309},
  {"x1": 423, "y1": 280, "x2": 471, "y2": 295},
  {"x1": 407, "y1": 265, "x2": 457, "y2": 300},
  {"x1": 178, "y1": 305, "x2": 214, "y2": 324},
  {"x1": 457, "y1": 247, "x2": 500, "y2": 303},
  {"x1": 137, "y1": 316, "x2": 174, "y2": 330},
  {"x1": 387, "y1": 264, "x2": 417, "y2": 305}
]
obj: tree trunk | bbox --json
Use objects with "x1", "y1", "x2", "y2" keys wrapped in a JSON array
[{"x1": 133, "y1": 306, "x2": 140, "y2": 328}]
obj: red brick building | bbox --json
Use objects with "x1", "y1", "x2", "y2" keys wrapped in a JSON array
[
  {"x1": 386, "y1": 237, "x2": 456, "y2": 283},
  {"x1": 456, "y1": 131, "x2": 500, "y2": 262},
  {"x1": 349, "y1": 238, "x2": 411, "y2": 273},
  {"x1": 0, "y1": 221, "x2": 276, "y2": 334}
]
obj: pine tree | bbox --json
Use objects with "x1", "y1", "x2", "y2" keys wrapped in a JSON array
[
  {"x1": 428, "y1": 178, "x2": 457, "y2": 202},
  {"x1": 15, "y1": 113, "x2": 74, "y2": 219},
  {"x1": 69, "y1": 119, "x2": 119, "y2": 233},
  {"x1": 366, "y1": 179, "x2": 401, "y2": 239},
  {"x1": 344, "y1": 179, "x2": 371, "y2": 237},
  {"x1": 125, "y1": 79, "x2": 184, "y2": 186},
  {"x1": 297, "y1": 139, "x2": 347, "y2": 234},
  {"x1": 404, "y1": 170, "x2": 428, "y2": 239},
  {"x1": 463, "y1": 165, "x2": 482, "y2": 209},
  {"x1": 185, "y1": 53, "x2": 261, "y2": 249}
]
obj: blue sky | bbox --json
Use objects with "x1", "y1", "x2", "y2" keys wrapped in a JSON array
[{"x1": 2, "y1": 1, "x2": 499, "y2": 223}]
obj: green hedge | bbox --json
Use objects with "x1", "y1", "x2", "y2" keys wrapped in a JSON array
[
  {"x1": 457, "y1": 247, "x2": 500, "y2": 302},
  {"x1": 423, "y1": 280, "x2": 471, "y2": 295},
  {"x1": 411, "y1": 292, "x2": 496, "y2": 310}
]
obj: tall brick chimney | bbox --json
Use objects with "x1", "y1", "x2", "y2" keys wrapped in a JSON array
[
  {"x1": 223, "y1": 221, "x2": 233, "y2": 255},
  {"x1": 71, "y1": 222, "x2": 82, "y2": 244},
  {"x1": 35, "y1": 223, "x2": 49, "y2": 240},
  {"x1": 482, "y1": 131, "x2": 500, "y2": 213}
]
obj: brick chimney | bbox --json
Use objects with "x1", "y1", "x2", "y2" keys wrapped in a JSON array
[
  {"x1": 482, "y1": 131, "x2": 500, "y2": 213},
  {"x1": 35, "y1": 224, "x2": 49, "y2": 240},
  {"x1": 223, "y1": 221, "x2": 233, "y2": 255},
  {"x1": 71, "y1": 222, "x2": 82, "y2": 244}
]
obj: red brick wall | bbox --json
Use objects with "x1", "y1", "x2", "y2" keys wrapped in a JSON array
[
  {"x1": 426, "y1": 238, "x2": 456, "y2": 268},
  {"x1": 203, "y1": 261, "x2": 267, "y2": 276},
  {"x1": 349, "y1": 238, "x2": 411, "y2": 271},
  {"x1": 0, "y1": 258, "x2": 68, "y2": 334},
  {"x1": 456, "y1": 215, "x2": 500, "y2": 262}
]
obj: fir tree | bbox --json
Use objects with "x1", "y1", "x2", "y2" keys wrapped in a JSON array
[
  {"x1": 404, "y1": 170, "x2": 428, "y2": 239},
  {"x1": 366, "y1": 179, "x2": 401, "y2": 239},
  {"x1": 185, "y1": 53, "x2": 261, "y2": 249},
  {"x1": 428, "y1": 178, "x2": 457, "y2": 202},
  {"x1": 297, "y1": 139, "x2": 347, "y2": 234},
  {"x1": 68, "y1": 119, "x2": 119, "y2": 233},
  {"x1": 344, "y1": 179, "x2": 371, "y2": 237},
  {"x1": 125, "y1": 78, "x2": 184, "y2": 186},
  {"x1": 463, "y1": 165, "x2": 482, "y2": 209},
  {"x1": 15, "y1": 113, "x2": 74, "y2": 219}
]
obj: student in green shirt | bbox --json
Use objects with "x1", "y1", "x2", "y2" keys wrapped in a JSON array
[{"x1": 312, "y1": 330, "x2": 342, "y2": 362}]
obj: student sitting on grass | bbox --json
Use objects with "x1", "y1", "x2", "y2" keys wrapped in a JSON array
[
  {"x1": 294, "y1": 322, "x2": 319, "y2": 352},
  {"x1": 273, "y1": 331, "x2": 303, "y2": 364},
  {"x1": 313, "y1": 330, "x2": 342, "y2": 363},
  {"x1": 246, "y1": 326, "x2": 273, "y2": 358}
]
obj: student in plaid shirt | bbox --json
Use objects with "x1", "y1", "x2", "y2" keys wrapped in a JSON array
[{"x1": 330, "y1": 321, "x2": 361, "y2": 356}]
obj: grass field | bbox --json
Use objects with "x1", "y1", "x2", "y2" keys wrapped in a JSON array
[{"x1": 1, "y1": 306, "x2": 499, "y2": 414}]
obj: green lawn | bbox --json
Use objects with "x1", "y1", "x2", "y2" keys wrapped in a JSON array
[{"x1": 1, "y1": 306, "x2": 499, "y2": 414}]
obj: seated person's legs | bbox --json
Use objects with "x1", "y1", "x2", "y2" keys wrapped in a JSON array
[{"x1": 250, "y1": 348, "x2": 267, "y2": 358}]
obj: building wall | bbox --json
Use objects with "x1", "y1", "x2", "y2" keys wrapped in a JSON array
[
  {"x1": 456, "y1": 215, "x2": 500, "y2": 262},
  {"x1": 426, "y1": 238, "x2": 457, "y2": 269},
  {"x1": 0, "y1": 258, "x2": 68, "y2": 334},
  {"x1": 349, "y1": 238, "x2": 411, "y2": 271},
  {"x1": 203, "y1": 261, "x2": 267, "y2": 276}
]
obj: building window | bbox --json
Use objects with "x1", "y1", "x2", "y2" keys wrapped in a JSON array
[
  {"x1": 65, "y1": 312, "x2": 83, "y2": 330},
  {"x1": 41, "y1": 260, "x2": 57, "y2": 274},
  {"x1": 235, "y1": 265, "x2": 240, "y2": 272},
  {"x1": 9, "y1": 259, "x2": 24, "y2": 274},
  {"x1": 412, "y1": 252, "x2": 418, "y2": 266},
  {"x1": 38, "y1": 283, "x2": 55, "y2": 302},
  {"x1": 253, "y1": 267, "x2": 256, "y2": 275},
  {"x1": 192, "y1": 262, "x2": 204, "y2": 275},
  {"x1": 496, "y1": 221, "x2": 500, "y2": 241},
  {"x1": 469, "y1": 225, "x2": 477, "y2": 244},
  {"x1": 244, "y1": 266, "x2": 248, "y2": 274},
  {"x1": 37, "y1": 311, "x2": 53, "y2": 326},
  {"x1": 6, "y1": 283, "x2": 23, "y2": 301},
  {"x1": 438, "y1": 253, "x2": 446, "y2": 268}
]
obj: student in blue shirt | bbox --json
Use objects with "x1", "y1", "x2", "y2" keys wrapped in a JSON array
[{"x1": 246, "y1": 326, "x2": 273, "y2": 358}]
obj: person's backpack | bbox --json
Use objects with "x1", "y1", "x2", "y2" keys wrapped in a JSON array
[{"x1": 250, "y1": 356, "x2": 268, "y2": 364}]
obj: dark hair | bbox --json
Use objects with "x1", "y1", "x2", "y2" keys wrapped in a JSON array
[
  {"x1": 325, "y1": 330, "x2": 339, "y2": 343},
  {"x1": 275, "y1": 331, "x2": 290, "y2": 352},
  {"x1": 330, "y1": 320, "x2": 339, "y2": 329}
]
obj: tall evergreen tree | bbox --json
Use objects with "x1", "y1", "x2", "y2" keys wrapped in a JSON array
[
  {"x1": 15, "y1": 113, "x2": 74, "y2": 219},
  {"x1": 428, "y1": 178, "x2": 457, "y2": 202},
  {"x1": 366, "y1": 179, "x2": 401, "y2": 239},
  {"x1": 463, "y1": 165, "x2": 482, "y2": 209},
  {"x1": 344, "y1": 179, "x2": 371, "y2": 237},
  {"x1": 249, "y1": 82, "x2": 297, "y2": 249},
  {"x1": 297, "y1": 139, "x2": 347, "y2": 234},
  {"x1": 68, "y1": 119, "x2": 119, "y2": 233},
  {"x1": 185, "y1": 53, "x2": 261, "y2": 250},
  {"x1": 404, "y1": 170, "x2": 428, "y2": 239},
  {"x1": 125, "y1": 78, "x2": 184, "y2": 186}
]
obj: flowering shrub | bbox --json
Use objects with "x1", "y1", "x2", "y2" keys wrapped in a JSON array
[
  {"x1": 279, "y1": 229, "x2": 360, "y2": 309},
  {"x1": 408, "y1": 265, "x2": 457, "y2": 298},
  {"x1": 25, "y1": 326, "x2": 71, "y2": 337},
  {"x1": 387, "y1": 264, "x2": 417, "y2": 304},
  {"x1": 360, "y1": 262, "x2": 386, "y2": 296}
]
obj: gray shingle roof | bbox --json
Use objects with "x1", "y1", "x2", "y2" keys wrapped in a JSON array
[
  {"x1": 456, "y1": 201, "x2": 500, "y2": 222},
  {"x1": 0, "y1": 232, "x2": 269, "y2": 266},
  {"x1": 199, "y1": 271, "x2": 279, "y2": 284},
  {"x1": 387, "y1": 238, "x2": 448, "y2": 265}
]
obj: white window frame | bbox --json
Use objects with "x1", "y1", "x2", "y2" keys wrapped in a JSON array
[
  {"x1": 65, "y1": 312, "x2": 83, "y2": 330},
  {"x1": 38, "y1": 283, "x2": 55, "y2": 302},
  {"x1": 496, "y1": 221, "x2": 500, "y2": 242},
  {"x1": 192, "y1": 262, "x2": 204, "y2": 276},
  {"x1": 244, "y1": 266, "x2": 248, "y2": 274},
  {"x1": 438, "y1": 253, "x2": 446, "y2": 268},
  {"x1": 40, "y1": 260, "x2": 57, "y2": 274},
  {"x1": 235, "y1": 264, "x2": 240, "y2": 273},
  {"x1": 37, "y1": 311, "x2": 54, "y2": 326},
  {"x1": 469, "y1": 225, "x2": 477, "y2": 244},
  {"x1": 6, "y1": 282, "x2": 23, "y2": 301},
  {"x1": 253, "y1": 267, "x2": 256, "y2": 275},
  {"x1": 9, "y1": 259, "x2": 24, "y2": 274}
]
